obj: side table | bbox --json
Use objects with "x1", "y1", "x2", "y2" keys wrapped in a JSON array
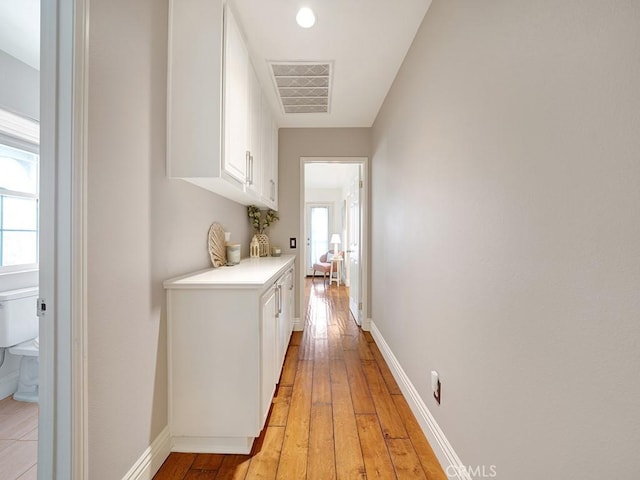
[{"x1": 329, "y1": 256, "x2": 343, "y2": 286}]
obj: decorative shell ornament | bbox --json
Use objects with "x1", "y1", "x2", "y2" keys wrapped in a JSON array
[{"x1": 207, "y1": 222, "x2": 227, "y2": 267}]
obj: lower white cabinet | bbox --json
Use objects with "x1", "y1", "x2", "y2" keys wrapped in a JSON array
[
  {"x1": 260, "y1": 285, "x2": 277, "y2": 426},
  {"x1": 276, "y1": 268, "x2": 294, "y2": 373},
  {"x1": 164, "y1": 256, "x2": 295, "y2": 454}
]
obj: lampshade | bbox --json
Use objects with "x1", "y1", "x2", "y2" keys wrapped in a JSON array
[{"x1": 330, "y1": 234, "x2": 341, "y2": 245}]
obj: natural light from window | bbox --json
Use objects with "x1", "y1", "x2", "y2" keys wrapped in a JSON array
[{"x1": 0, "y1": 138, "x2": 39, "y2": 269}]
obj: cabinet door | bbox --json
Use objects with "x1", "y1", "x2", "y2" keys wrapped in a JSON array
[
  {"x1": 260, "y1": 96, "x2": 274, "y2": 206},
  {"x1": 261, "y1": 286, "x2": 277, "y2": 425},
  {"x1": 276, "y1": 271, "x2": 293, "y2": 373},
  {"x1": 246, "y1": 64, "x2": 262, "y2": 197},
  {"x1": 271, "y1": 121, "x2": 279, "y2": 209},
  {"x1": 275, "y1": 285, "x2": 286, "y2": 374},
  {"x1": 260, "y1": 100, "x2": 278, "y2": 209},
  {"x1": 286, "y1": 268, "x2": 294, "y2": 336},
  {"x1": 223, "y1": 6, "x2": 249, "y2": 184}
]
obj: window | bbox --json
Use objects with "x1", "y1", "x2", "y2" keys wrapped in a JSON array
[{"x1": 0, "y1": 110, "x2": 39, "y2": 272}]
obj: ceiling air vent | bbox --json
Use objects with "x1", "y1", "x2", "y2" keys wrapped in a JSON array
[{"x1": 270, "y1": 62, "x2": 332, "y2": 114}]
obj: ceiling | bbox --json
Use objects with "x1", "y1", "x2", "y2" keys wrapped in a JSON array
[
  {"x1": 305, "y1": 163, "x2": 360, "y2": 190},
  {"x1": 0, "y1": 0, "x2": 40, "y2": 70},
  {"x1": 232, "y1": 0, "x2": 431, "y2": 128},
  {"x1": 0, "y1": 0, "x2": 431, "y2": 128}
]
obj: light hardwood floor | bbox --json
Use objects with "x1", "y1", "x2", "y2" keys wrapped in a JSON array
[
  {"x1": 155, "y1": 279, "x2": 446, "y2": 480},
  {"x1": 0, "y1": 396, "x2": 38, "y2": 479}
]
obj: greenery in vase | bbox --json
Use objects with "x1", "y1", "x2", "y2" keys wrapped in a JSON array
[{"x1": 247, "y1": 205, "x2": 279, "y2": 234}]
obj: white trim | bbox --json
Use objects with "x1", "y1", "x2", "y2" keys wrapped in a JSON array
[
  {"x1": 71, "y1": 0, "x2": 90, "y2": 477},
  {"x1": 293, "y1": 316, "x2": 304, "y2": 331},
  {"x1": 171, "y1": 435, "x2": 254, "y2": 454},
  {"x1": 0, "y1": 370, "x2": 19, "y2": 400},
  {"x1": 361, "y1": 317, "x2": 372, "y2": 332},
  {"x1": 40, "y1": 0, "x2": 89, "y2": 477},
  {"x1": 0, "y1": 109, "x2": 39, "y2": 145},
  {"x1": 369, "y1": 320, "x2": 470, "y2": 480},
  {"x1": 122, "y1": 427, "x2": 171, "y2": 480},
  {"x1": 39, "y1": 0, "x2": 58, "y2": 476}
]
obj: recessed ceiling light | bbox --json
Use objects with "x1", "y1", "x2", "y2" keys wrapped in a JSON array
[{"x1": 296, "y1": 7, "x2": 316, "y2": 28}]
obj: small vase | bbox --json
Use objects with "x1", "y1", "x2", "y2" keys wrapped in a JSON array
[{"x1": 256, "y1": 233, "x2": 270, "y2": 257}]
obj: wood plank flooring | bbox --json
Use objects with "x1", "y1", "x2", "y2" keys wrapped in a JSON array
[
  {"x1": 0, "y1": 396, "x2": 38, "y2": 480},
  {"x1": 155, "y1": 279, "x2": 446, "y2": 480}
]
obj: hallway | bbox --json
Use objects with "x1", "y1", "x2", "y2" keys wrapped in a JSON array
[{"x1": 155, "y1": 280, "x2": 446, "y2": 479}]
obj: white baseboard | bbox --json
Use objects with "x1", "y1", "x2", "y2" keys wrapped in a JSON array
[
  {"x1": 0, "y1": 371, "x2": 19, "y2": 400},
  {"x1": 361, "y1": 317, "x2": 372, "y2": 331},
  {"x1": 121, "y1": 426, "x2": 171, "y2": 480},
  {"x1": 370, "y1": 321, "x2": 470, "y2": 480},
  {"x1": 171, "y1": 435, "x2": 254, "y2": 454},
  {"x1": 293, "y1": 317, "x2": 304, "y2": 331}
]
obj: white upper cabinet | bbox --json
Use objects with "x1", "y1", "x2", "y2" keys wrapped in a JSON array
[
  {"x1": 260, "y1": 95, "x2": 278, "y2": 210},
  {"x1": 222, "y1": 5, "x2": 250, "y2": 184},
  {"x1": 245, "y1": 63, "x2": 263, "y2": 199},
  {"x1": 167, "y1": 0, "x2": 278, "y2": 208}
]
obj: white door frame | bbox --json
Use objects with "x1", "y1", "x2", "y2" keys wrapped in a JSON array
[
  {"x1": 299, "y1": 157, "x2": 369, "y2": 329},
  {"x1": 40, "y1": 0, "x2": 88, "y2": 477}
]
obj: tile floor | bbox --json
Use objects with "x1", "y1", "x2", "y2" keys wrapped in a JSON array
[{"x1": 0, "y1": 396, "x2": 38, "y2": 479}]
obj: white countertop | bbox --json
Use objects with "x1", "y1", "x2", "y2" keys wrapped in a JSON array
[{"x1": 163, "y1": 255, "x2": 295, "y2": 289}]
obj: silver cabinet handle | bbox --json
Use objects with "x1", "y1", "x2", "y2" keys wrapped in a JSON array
[
  {"x1": 249, "y1": 154, "x2": 254, "y2": 185},
  {"x1": 245, "y1": 151, "x2": 251, "y2": 184},
  {"x1": 277, "y1": 285, "x2": 283, "y2": 315}
]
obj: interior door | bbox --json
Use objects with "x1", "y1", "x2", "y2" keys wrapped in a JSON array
[
  {"x1": 348, "y1": 169, "x2": 362, "y2": 324},
  {"x1": 305, "y1": 204, "x2": 331, "y2": 276}
]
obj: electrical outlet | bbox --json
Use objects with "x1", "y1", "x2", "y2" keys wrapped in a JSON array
[
  {"x1": 431, "y1": 370, "x2": 441, "y2": 405},
  {"x1": 289, "y1": 237, "x2": 296, "y2": 249}
]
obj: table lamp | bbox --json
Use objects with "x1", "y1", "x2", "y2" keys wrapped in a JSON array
[{"x1": 330, "y1": 234, "x2": 341, "y2": 256}]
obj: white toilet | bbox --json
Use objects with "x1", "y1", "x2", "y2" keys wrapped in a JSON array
[{"x1": 0, "y1": 287, "x2": 39, "y2": 403}]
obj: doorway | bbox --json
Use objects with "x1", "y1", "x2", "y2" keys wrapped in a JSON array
[{"x1": 300, "y1": 157, "x2": 368, "y2": 326}]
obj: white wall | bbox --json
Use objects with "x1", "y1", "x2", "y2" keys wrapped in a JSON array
[
  {"x1": 371, "y1": 1, "x2": 640, "y2": 479},
  {"x1": 86, "y1": 0, "x2": 251, "y2": 477},
  {"x1": 0, "y1": 50, "x2": 39, "y2": 121}
]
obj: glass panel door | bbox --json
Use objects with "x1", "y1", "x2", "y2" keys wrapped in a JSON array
[{"x1": 306, "y1": 204, "x2": 330, "y2": 276}]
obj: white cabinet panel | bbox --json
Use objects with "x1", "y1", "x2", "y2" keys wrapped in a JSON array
[
  {"x1": 167, "y1": 0, "x2": 279, "y2": 208},
  {"x1": 246, "y1": 64, "x2": 262, "y2": 198},
  {"x1": 165, "y1": 256, "x2": 295, "y2": 454},
  {"x1": 261, "y1": 286, "x2": 277, "y2": 425},
  {"x1": 260, "y1": 96, "x2": 278, "y2": 209},
  {"x1": 223, "y1": 5, "x2": 249, "y2": 184},
  {"x1": 276, "y1": 268, "x2": 294, "y2": 373}
]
